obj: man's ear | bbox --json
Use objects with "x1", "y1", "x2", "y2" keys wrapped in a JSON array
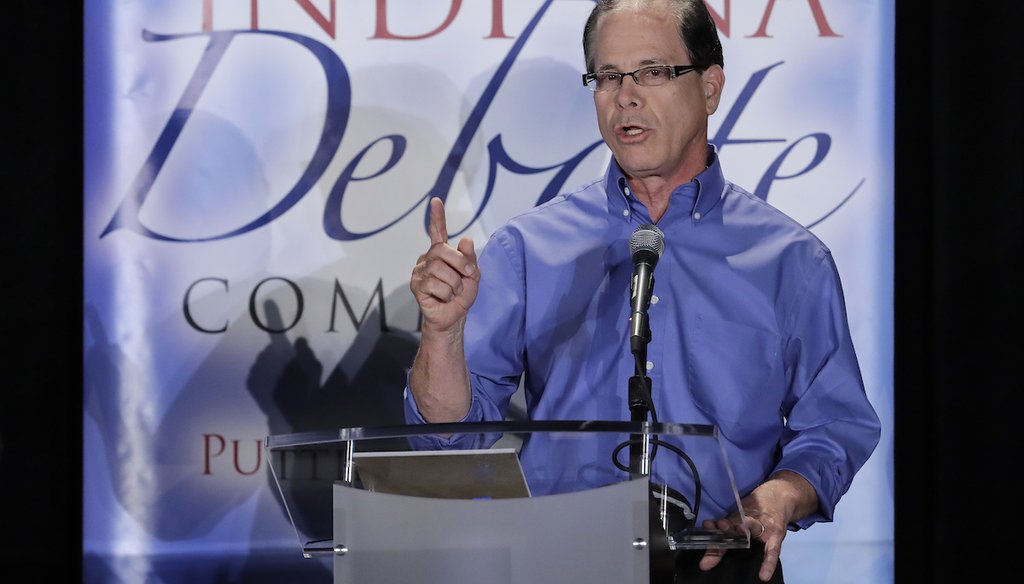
[{"x1": 702, "y1": 65, "x2": 725, "y2": 115}]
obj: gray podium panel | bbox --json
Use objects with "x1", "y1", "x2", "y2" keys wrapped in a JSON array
[{"x1": 332, "y1": 477, "x2": 651, "y2": 584}]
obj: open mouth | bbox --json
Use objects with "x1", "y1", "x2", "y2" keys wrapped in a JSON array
[{"x1": 618, "y1": 124, "x2": 646, "y2": 138}]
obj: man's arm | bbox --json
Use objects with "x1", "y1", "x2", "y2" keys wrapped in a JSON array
[
  {"x1": 700, "y1": 251, "x2": 880, "y2": 582},
  {"x1": 407, "y1": 197, "x2": 480, "y2": 423}
]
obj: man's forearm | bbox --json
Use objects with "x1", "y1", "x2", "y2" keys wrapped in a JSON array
[{"x1": 408, "y1": 326, "x2": 472, "y2": 423}]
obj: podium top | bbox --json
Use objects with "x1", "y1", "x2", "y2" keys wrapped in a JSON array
[{"x1": 264, "y1": 419, "x2": 718, "y2": 449}]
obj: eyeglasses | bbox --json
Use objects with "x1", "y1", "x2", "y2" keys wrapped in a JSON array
[{"x1": 582, "y1": 65, "x2": 699, "y2": 92}]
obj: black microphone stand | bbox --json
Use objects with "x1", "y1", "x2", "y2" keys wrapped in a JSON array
[
  {"x1": 624, "y1": 253, "x2": 676, "y2": 584},
  {"x1": 628, "y1": 284, "x2": 655, "y2": 479},
  {"x1": 628, "y1": 288, "x2": 673, "y2": 584}
]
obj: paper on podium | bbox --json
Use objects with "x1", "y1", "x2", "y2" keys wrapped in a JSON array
[{"x1": 352, "y1": 448, "x2": 531, "y2": 500}]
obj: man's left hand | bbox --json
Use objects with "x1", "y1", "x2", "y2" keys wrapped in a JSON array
[{"x1": 697, "y1": 470, "x2": 819, "y2": 582}]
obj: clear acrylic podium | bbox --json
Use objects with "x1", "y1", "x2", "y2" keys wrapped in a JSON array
[{"x1": 264, "y1": 420, "x2": 750, "y2": 584}]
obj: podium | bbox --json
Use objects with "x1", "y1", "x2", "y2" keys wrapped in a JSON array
[{"x1": 264, "y1": 420, "x2": 750, "y2": 584}]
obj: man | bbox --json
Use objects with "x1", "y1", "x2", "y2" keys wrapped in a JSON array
[{"x1": 406, "y1": 0, "x2": 881, "y2": 582}]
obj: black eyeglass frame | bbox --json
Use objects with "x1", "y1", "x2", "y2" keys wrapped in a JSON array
[{"x1": 581, "y1": 65, "x2": 700, "y2": 92}]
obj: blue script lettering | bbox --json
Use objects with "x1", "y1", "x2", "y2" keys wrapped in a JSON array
[
  {"x1": 712, "y1": 61, "x2": 862, "y2": 226},
  {"x1": 322, "y1": 0, "x2": 586, "y2": 240},
  {"x1": 103, "y1": 1, "x2": 860, "y2": 242},
  {"x1": 100, "y1": 29, "x2": 350, "y2": 241}
]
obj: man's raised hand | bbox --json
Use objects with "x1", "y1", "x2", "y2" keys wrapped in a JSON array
[{"x1": 410, "y1": 197, "x2": 479, "y2": 334}]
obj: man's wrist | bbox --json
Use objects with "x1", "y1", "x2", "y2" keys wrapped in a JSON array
[{"x1": 767, "y1": 470, "x2": 820, "y2": 522}]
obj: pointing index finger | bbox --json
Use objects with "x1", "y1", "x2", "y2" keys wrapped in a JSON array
[{"x1": 429, "y1": 197, "x2": 448, "y2": 244}]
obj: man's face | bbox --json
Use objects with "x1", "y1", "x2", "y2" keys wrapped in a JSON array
[{"x1": 591, "y1": 9, "x2": 723, "y2": 186}]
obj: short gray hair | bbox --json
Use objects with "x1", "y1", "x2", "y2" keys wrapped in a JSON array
[{"x1": 582, "y1": 0, "x2": 724, "y2": 73}]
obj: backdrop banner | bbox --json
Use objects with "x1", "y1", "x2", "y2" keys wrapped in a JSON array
[{"x1": 83, "y1": 1, "x2": 893, "y2": 582}]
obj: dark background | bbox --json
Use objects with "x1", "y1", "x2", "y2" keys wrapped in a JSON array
[{"x1": 3, "y1": 1, "x2": 1022, "y2": 582}]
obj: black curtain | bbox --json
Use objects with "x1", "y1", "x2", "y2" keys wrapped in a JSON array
[
  {"x1": 1, "y1": 4, "x2": 84, "y2": 582},
  {"x1": 895, "y1": 0, "x2": 1023, "y2": 581},
  {"x1": 4, "y1": 1, "x2": 1024, "y2": 582}
]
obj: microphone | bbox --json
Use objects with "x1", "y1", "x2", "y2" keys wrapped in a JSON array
[{"x1": 628, "y1": 223, "x2": 665, "y2": 356}]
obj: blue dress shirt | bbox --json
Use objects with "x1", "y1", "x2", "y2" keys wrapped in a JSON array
[{"x1": 406, "y1": 146, "x2": 881, "y2": 529}]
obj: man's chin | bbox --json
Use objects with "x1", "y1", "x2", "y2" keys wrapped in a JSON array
[{"x1": 616, "y1": 157, "x2": 662, "y2": 180}]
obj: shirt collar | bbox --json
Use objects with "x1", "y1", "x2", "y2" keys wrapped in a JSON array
[
  {"x1": 603, "y1": 161, "x2": 633, "y2": 219},
  {"x1": 603, "y1": 144, "x2": 726, "y2": 222},
  {"x1": 694, "y1": 144, "x2": 726, "y2": 220}
]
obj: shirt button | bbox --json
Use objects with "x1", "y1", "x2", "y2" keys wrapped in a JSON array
[
  {"x1": 693, "y1": 211, "x2": 702, "y2": 221},
  {"x1": 624, "y1": 187, "x2": 631, "y2": 196},
  {"x1": 651, "y1": 295, "x2": 660, "y2": 304},
  {"x1": 646, "y1": 361, "x2": 654, "y2": 371},
  {"x1": 622, "y1": 209, "x2": 629, "y2": 217}
]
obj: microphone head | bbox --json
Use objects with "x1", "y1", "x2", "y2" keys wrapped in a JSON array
[{"x1": 629, "y1": 224, "x2": 665, "y2": 259}]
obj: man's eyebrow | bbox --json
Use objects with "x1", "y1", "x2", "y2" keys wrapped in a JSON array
[{"x1": 596, "y1": 57, "x2": 666, "y2": 72}]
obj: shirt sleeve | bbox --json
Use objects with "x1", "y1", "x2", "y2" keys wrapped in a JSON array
[
  {"x1": 402, "y1": 227, "x2": 528, "y2": 437},
  {"x1": 774, "y1": 250, "x2": 882, "y2": 530}
]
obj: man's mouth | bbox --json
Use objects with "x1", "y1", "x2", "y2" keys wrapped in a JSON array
[{"x1": 618, "y1": 124, "x2": 647, "y2": 138}]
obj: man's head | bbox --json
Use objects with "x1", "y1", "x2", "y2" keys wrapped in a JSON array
[{"x1": 582, "y1": 0, "x2": 725, "y2": 188}]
